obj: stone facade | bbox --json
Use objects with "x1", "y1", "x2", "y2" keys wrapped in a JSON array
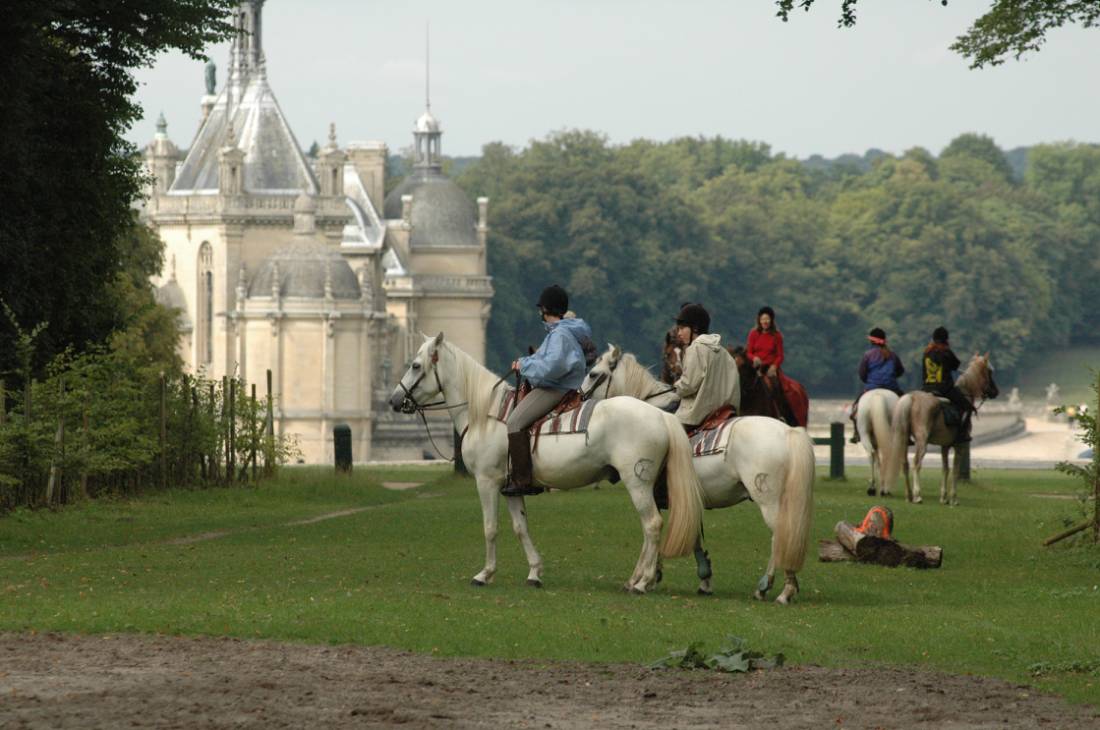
[{"x1": 141, "y1": 0, "x2": 491, "y2": 463}]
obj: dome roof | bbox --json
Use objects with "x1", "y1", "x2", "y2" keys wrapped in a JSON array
[
  {"x1": 155, "y1": 278, "x2": 192, "y2": 330},
  {"x1": 415, "y1": 110, "x2": 441, "y2": 133},
  {"x1": 249, "y1": 243, "x2": 360, "y2": 299},
  {"x1": 383, "y1": 170, "x2": 479, "y2": 248}
]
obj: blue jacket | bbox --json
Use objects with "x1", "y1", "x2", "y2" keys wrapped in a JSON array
[
  {"x1": 859, "y1": 347, "x2": 905, "y2": 392},
  {"x1": 519, "y1": 317, "x2": 592, "y2": 391}
]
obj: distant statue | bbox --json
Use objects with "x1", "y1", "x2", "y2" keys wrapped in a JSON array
[
  {"x1": 204, "y1": 60, "x2": 217, "y2": 95},
  {"x1": 1008, "y1": 387, "x2": 1021, "y2": 408},
  {"x1": 1045, "y1": 382, "x2": 1060, "y2": 405}
]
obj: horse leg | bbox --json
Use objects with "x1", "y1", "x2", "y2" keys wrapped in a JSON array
[
  {"x1": 505, "y1": 495, "x2": 544, "y2": 587},
  {"x1": 693, "y1": 534, "x2": 713, "y2": 596},
  {"x1": 948, "y1": 445, "x2": 961, "y2": 506},
  {"x1": 471, "y1": 476, "x2": 501, "y2": 586},
  {"x1": 869, "y1": 444, "x2": 880, "y2": 497},
  {"x1": 910, "y1": 438, "x2": 927, "y2": 504},
  {"x1": 939, "y1": 447, "x2": 950, "y2": 505},
  {"x1": 753, "y1": 502, "x2": 780, "y2": 601},
  {"x1": 623, "y1": 479, "x2": 663, "y2": 594},
  {"x1": 776, "y1": 570, "x2": 800, "y2": 606}
]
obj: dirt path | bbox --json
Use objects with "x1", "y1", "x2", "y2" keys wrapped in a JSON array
[{"x1": 1, "y1": 633, "x2": 1096, "y2": 729}]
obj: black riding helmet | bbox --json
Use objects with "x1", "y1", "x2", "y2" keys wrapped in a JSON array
[
  {"x1": 536, "y1": 285, "x2": 569, "y2": 317},
  {"x1": 675, "y1": 303, "x2": 710, "y2": 334},
  {"x1": 933, "y1": 326, "x2": 949, "y2": 343}
]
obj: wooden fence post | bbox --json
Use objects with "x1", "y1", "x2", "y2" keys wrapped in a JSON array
[
  {"x1": 222, "y1": 376, "x2": 230, "y2": 484},
  {"x1": 957, "y1": 442, "x2": 971, "y2": 482},
  {"x1": 208, "y1": 382, "x2": 216, "y2": 482},
  {"x1": 251, "y1": 383, "x2": 257, "y2": 482},
  {"x1": 160, "y1": 372, "x2": 167, "y2": 490},
  {"x1": 46, "y1": 377, "x2": 65, "y2": 506},
  {"x1": 228, "y1": 378, "x2": 236, "y2": 484},
  {"x1": 265, "y1": 368, "x2": 274, "y2": 477},
  {"x1": 830, "y1": 422, "x2": 845, "y2": 480},
  {"x1": 0, "y1": 378, "x2": 5, "y2": 426}
]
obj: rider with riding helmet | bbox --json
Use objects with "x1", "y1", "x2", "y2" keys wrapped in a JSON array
[
  {"x1": 849, "y1": 326, "x2": 905, "y2": 443},
  {"x1": 745, "y1": 306, "x2": 799, "y2": 425},
  {"x1": 501, "y1": 285, "x2": 593, "y2": 497},
  {"x1": 922, "y1": 325, "x2": 974, "y2": 443},
  {"x1": 671, "y1": 303, "x2": 740, "y2": 429}
]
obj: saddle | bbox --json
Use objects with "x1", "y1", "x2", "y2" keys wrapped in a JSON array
[
  {"x1": 936, "y1": 398, "x2": 963, "y2": 427},
  {"x1": 496, "y1": 388, "x2": 594, "y2": 452},
  {"x1": 685, "y1": 404, "x2": 737, "y2": 438}
]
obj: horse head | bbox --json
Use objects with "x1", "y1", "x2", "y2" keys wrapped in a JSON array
[
  {"x1": 581, "y1": 343, "x2": 621, "y2": 400},
  {"x1": 389, "y1": 332, "x2": 447, "y2": 413},
  {"x1": 963, "y1": 351, "x2": 999, "y2": 403}
]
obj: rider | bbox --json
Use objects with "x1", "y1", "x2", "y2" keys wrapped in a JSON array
[
  {"x1": 671, "y1": 303, "x2": 739, "y2": 430},
  {"x1": 921, "y1": 326, "x2": 974, "y2": 443},
  {"x1": 501, "y1": 285, "x2": 593, "y2": 497},
  {"x1": 745, "y1": 306, "x2": 797, "y2": 425},
  {"x1": 849, "y1": 327, "x2": 906, "y2": 443}
]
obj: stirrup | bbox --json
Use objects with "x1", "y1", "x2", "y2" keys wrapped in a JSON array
[{"x1": 500, "y1": 481, "x2": 544, "y2": 497}]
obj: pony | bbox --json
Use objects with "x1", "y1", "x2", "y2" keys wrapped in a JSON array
[
  {"x1": 881, "y1": 353, "x2": 999, "y2": 505},
  {"x1": 388, "y1": 333, "x2": 705, "y2": 594},
  {"x1": 855, "y1": 388, "x2": 900, "y2": 497},
  {"x1": 582, "y1": 344, "x2": 815, "y2": 604}
]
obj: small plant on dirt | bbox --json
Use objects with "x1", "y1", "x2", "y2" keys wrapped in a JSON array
[
  {"x1": 1028, "y1": 659, "x2": 1100, "y2": 678},
  {"x1": 649, "y1": 635, "x2": 784, "y2": 673}
]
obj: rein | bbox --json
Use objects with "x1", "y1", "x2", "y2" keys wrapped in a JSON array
[{"x1": 399, "y1": 351, "x2": 516, "y2": 462}]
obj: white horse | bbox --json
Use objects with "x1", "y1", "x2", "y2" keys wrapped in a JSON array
[
  {"x1": 388, "y1": 334, "x2": 705, "y2": 593},
  {"x1": 855, "y1": 389, "x2": 900, "y2": 497},
  {"x1": 581, "y1": 345, "x2": 815, "y2": 604},
  {"x1": 881, "y1": 353, "x2": 999, "y2": 505}
]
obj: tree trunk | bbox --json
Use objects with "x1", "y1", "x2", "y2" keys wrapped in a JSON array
[{"x1": 832, "y1": 521, "x2": 942, "y2": 568}]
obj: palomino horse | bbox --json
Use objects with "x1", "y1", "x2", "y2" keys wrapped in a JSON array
[
  {"x1": 881, "y1": 353, "x2": 999, "y2": 505},
  {"x1": 582, "y1": 345, "x2": 815, "y2": 604},
  {"x1": 388, "y1": 334, "x2": 705, "y2": 594},
  {"x1": 855, "y1": 388, "x2": 900, "y2": 497}
]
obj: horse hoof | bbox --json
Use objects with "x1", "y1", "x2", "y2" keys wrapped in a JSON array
[
  {"x1": 526, "y1": 578, "x2": 542, "y2": 588},
  {"x1": 866, "y1": 486, "x2": 876, "y2": 496},
  {"x1": 470, "y1": 578, "x2": 487, "y2": 587},
  {"x1": 775, "y1": 594, "x2": 791, "y2": 606},
  {"x1": 655, "y1": 569, "x2": 663, "y2": 585},
  {"x1": 911, "y1": 496, "x2": 922, "y2": 504},
  {"x1": 752, "y1": 590, "x2": 766, "y2": 602}
]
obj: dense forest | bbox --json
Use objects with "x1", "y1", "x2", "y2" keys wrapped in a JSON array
[{"x1": 455, "y1": 132, "x2": 1100, "y2": 394}]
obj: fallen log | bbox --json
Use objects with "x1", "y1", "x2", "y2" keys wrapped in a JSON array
[
  {"x1": 823, "y1": 521, "x2": 943, "y2": 569},
  {"x1": 818, "y1": 539, "x2": 855, "y2": 563}
]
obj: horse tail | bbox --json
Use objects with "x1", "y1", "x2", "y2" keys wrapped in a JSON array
[
  {"x1": 773, "y1": 426, "x2": 815, "y2": 572},
  {"x1": 882, "y1": 395, "x2": 913, "y2": 492},
  {"x1": 659, "y1": 412, "x2": 705, "y2": 558},
  {"x1": 868, "y1": 392, "x2": 893, "y2": 469}
]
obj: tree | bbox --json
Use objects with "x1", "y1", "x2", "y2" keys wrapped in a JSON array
[
  {"x1": 774, "y1": 1, "x2": 1100, "y2": 68},
  {"x1": 0, "y1": 0, "x2": 234, "y2": 386}
]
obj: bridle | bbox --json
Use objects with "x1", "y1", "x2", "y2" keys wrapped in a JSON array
[{"x1": 396, "y1": 349, "x2": 469, "y2": 461}]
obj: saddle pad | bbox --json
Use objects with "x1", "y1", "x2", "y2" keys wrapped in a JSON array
[
  {"x1": 496, "y1": 388, "x2": 519, "y2": 422},
  {"x1": 535, "y1": 398, "x2": 598, "y2": 439},
  {"x1": 690, "y1": 417, "x2": 737, "y2": 457}
]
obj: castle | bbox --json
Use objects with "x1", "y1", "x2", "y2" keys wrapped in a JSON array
[{"x1": 142, "y1": 0, "x2": 491, "y2": 462}]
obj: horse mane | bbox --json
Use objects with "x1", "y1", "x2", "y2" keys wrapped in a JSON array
[
  {"x1": 616, "y1": 353, "x2": 662, "y2": 399},
  {"x1": 443, "y1": 342, "x2": 506, "y2": 436},
  {"x1": 955, "y1": 354, "x2": 988, "y2": 398}
]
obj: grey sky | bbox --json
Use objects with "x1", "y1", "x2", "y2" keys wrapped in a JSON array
[{"x1": 128, "y1": 1, "x2": 1099, "y2": 159}]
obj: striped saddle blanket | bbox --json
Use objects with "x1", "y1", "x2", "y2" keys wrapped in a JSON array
[
  {"x1": 496, "y1": 390, "x2": 599, "y2": 447},
  {"x1": 689, "y1": 417, "x2": 737, "y2": 457}
]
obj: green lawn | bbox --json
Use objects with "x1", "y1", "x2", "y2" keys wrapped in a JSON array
[{"x1": 1, "y1": 465, "x2": 1098, "y2": 705}]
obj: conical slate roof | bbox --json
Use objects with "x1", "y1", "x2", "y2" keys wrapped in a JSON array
[{"x1": 170, "y1": 72, "x2": 318, "y2": 194}]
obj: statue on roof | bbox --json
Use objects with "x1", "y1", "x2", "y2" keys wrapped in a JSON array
[{"x1": 204, "y1": 60, "x2": 217, "y2": 95}]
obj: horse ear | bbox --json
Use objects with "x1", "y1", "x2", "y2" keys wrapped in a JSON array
[
  {"x1": 610, "y1": 343, "x2": 621, "y2": 361},
  {"x1": 984, "y1": 351, "x2": 990, "y2": 360},
  {"x1": 434, "y1": 332, "x2": 445, "y2": 347}
]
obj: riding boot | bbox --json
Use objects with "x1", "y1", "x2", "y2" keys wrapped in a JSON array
[
  {"x1": 956, "y1": 410, "x2": 973, "y2": 444},
  {"x1": 849, "y1": 404, "x2": 861, "y2": 443},
  {"x1": 501, "y1": 432, "x2": 543, "y2": 497}
]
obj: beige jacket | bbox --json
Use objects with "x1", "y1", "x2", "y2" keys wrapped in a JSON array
[{"x1": 673, "y1": 333, "x2": 740, "y2": 426}]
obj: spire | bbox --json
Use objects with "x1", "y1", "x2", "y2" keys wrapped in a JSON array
[
  {"x1": 412, "y1": 25, "x2": 443, "y2": 172},
  {"x1": 425, "y1": 22, "x2": 431, "y2": 113},
  {"x1": 227, "y1": 1, "x2": 266, "y2": 105},
  {"x1": 155, "y1": 112, "x2": 167, "y2": 136}
]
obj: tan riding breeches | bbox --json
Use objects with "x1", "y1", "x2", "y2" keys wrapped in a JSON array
[{"x1": 506, "y1": 387, "x2": 567, "y2": 434}]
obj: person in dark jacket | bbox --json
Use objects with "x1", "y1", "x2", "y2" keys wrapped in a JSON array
[
  {"x1": 849, "y1": 327, "x2": 905, "y2": 443},
  {"x1": 501, "y1": 285, "x2": 593, "y2": 497},
  {"x1": 921, "y1": 326, "x2": 974, "y2": 443}
]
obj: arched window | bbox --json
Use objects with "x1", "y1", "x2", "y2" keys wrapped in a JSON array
[{"x1": 198, "y1": 242, "x2": 214, "y2": 366}]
